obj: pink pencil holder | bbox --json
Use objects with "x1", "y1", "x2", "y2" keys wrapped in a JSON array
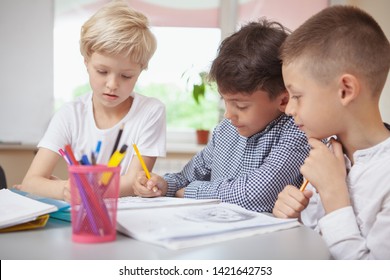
[{"x1": 68, "y1": 165, "x2": 120, "y2": 243}]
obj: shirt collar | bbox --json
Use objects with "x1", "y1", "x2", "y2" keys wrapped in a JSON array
[
  {"x1": 351, "y1": 136, "x2": 390, "y2": 164},
  {"x1": 245, "y1": 114, "x2": 288, "y2": 142}
]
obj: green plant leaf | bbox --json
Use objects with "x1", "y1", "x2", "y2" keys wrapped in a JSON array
[{"x1": 193, "y1": 83, "x2": 205, "y2": 104}]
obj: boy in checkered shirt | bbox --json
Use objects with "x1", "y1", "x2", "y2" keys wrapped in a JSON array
[{"x1": 135, "y1": 19, "x2": 309, "y2": 213}]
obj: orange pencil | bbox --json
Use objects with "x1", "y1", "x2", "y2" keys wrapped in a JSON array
[{"x1": 299, "y1": 179, "x2": 309, "y2": 192}]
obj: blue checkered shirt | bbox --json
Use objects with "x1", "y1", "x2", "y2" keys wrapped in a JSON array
[{"x1": 164, "y1": 114, "x2": 309, "y2": 212}]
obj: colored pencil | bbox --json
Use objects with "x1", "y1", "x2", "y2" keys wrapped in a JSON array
[{"x1": 111, "y1": 123, "x2": 124, "y2": 156}]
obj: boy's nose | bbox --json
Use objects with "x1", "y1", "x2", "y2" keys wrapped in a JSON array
[
  {"x1": 224, "y1": 108, "x2": 233, "y2": 120},
  {"x1": 106, "y1": 76, "x2": 119, "y2": 91},
  {"x1": 285, "y1": 100, "x2": 295, "y2": 117}
]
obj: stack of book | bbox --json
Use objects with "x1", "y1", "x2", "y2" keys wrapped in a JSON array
[{"x1": 0, "y1": 189, "x2": 70, "y2": 232}]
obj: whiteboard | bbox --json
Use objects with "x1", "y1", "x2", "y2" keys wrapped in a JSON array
[{"x1": 0, "y1": 0, "x2": 53, "y2": 145}]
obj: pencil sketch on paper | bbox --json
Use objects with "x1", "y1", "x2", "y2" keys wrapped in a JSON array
[{"x1": 178, "y1": 205, "x2": 256, "y2": 223}]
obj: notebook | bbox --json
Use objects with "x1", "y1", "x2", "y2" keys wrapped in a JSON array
[
  {"x1": 10, "y1": 189, "x2": 71, "y2": 222},
  {"x1": 0, "y1": 189, "x2": 58, "y2": 229},
  {"x1": 117, "y1": 202, "x2": 300, "y2": 249}
]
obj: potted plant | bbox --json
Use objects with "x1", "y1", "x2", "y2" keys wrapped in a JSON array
[
  {"x1": 191, "y1": 71, "x2": 209, "y2": 144},
  {"x1": 182, "y1": 70, "x2": 219, "y2": 145}
]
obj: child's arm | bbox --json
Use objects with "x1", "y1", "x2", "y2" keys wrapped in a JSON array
[
  {"x1": 301, "y1": 138, "x2": 351, "y2": 214},
  {"x1": 18, "y1": 148, "x2": 70, "y2": 201},
  {"x1": 272, "y1": 185, "x2": 313, "y2": 219},
  {"x1": 169, "y1": 122, "x2": 308, "y2": 212}
]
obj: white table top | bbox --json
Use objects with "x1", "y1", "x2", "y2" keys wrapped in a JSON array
[{"x1": 0, "y1": 218, "x2": 330, "y2": 260}]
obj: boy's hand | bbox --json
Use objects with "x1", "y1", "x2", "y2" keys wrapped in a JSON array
[
  {"x1": 133, "y1": 171, "x2": 167, "y2": 197},
  {"x1": 301, "y1": 138, "x2": 350, "y2": 213},
  {"x1": 273, "y1": 185, "x2": 313, "y2": 219}
]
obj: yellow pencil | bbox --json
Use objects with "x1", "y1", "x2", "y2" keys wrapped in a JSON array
[
  {"x1": 101, "y1": 144, "x2": 128, "y2": 185},
  {"x1": 132, "y1": 143, "x2": 158, "y2": 192},
  {"x1": 132, "y1": 143, "x2": 151, "y2": 179},
  {"x1": 299, "y1": 179, "x2": 309, "y2": 192}
]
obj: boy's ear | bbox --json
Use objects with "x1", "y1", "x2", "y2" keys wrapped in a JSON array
[
  {"x1": 338, "y1": 74, "x2": 360, "y2": 106},
  {"x1": 277, "y1": 91, "x2": 289, "y2": 112}
]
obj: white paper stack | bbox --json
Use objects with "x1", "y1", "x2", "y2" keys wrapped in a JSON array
[{"x1": 0, "y1": 189, "x2": 58, "y2": 229}]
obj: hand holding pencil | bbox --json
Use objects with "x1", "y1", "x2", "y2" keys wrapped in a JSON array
[
  {"x1": 273, "y1": 138, "x2": 336, "y2": 218},
  {"x1": 132, "y1": 143, "x2": 158, "y2": 193},
  {"x1": 299, "y1": 138, "x2": 334, "y2": 192},
  {"x1": 272, "y1": 184, "x2": 312, "y2": 219},
  {"x1": 133, "y1": 171, "x2": 168, "y2": 197}
]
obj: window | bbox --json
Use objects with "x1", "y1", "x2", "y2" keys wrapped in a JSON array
[
  {"x1": 54, "y1": 0, "x2": 328, "y2": 143},
  {"x1": 54, "y1": 1, "x2": 222, "y2": 137}
]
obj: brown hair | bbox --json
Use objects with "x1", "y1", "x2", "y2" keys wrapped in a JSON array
[
  {"x1": 281, "y1": 5, "x2": 390, "y2": 96},
  {"x1": 80, "y1": 0, "x2": 157, "y2": 70},
  {"x1": 209, "y1": 19, "x2": 289, "y2": 99}
]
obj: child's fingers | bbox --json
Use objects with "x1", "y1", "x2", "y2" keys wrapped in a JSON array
[
  {"x1": 302, "y1": 189, "x2": 314, "y2": 198},
  {"x1": 308, "y1": 138, "x2": 328, "y2": 150},
  {"x1": 133, "y1": 172, "x2": 159, "y2": 196},
  {"x1": 329, "y1": 138, "x2": 344, "y2": 162},
  {"x1": 133, "y1": 181, "x2": 161, "y2": 197},
  {"x1": 136, "y1": 171, "x2": 149, "y2": 186},
  {"x1": 273, "y1": 185, "x2": 311, "y2": 218},
  {"x1": 273, "y1": 200, "x2": 301, "y2": 218},
  {"x1": 146, "y1": 180, "x2": 159, "y2": 192}
]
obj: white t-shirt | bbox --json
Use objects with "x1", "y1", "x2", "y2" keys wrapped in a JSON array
[
  {"x1": 38, "y1": 92, "x2": 166, "y2": 175},
  {"x1": 301, "y1": 136, "x2": 390, "y2": 259}
]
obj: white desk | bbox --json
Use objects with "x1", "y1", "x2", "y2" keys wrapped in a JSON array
[{"x1": 0, "y1": 218, "x2": 330, "y2": 260}]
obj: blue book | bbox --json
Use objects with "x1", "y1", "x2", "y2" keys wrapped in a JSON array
[{"x1": 49, "y1": 209, "x2": 71, "y2": 222}]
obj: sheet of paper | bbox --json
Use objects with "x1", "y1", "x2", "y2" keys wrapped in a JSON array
[
  {"x1": 117, "y1": 196, "x2": 220, "y2": 210},
  {"x1": 117, "y1": 202, "x2": 300, "y2": 249}
]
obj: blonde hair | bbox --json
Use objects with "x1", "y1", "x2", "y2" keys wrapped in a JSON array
[
  {"x1": 80, "y1": 0, "x2": 157, "y2": 69},
  {"x1": 281, "y1": 5, "x2": 390, "y2": 96}
]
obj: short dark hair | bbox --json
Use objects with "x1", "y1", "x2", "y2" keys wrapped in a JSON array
[
  {"x1": 208, "y1": 19, "x2": 289, "y2": 99},
  {"x1": 281, "y1": 5, "x2": 390, "y2": 96}
]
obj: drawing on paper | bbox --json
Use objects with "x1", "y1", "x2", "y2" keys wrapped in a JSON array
[{"x1": 178, "y1": 205, "x2": 256, "y2": 223}]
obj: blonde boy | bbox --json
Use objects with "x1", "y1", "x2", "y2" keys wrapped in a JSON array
[
  {"x1": 18, "y1": 1, "x2": 166, "y2": 201},
  {"x1": 273, "y1": 5, "x2": 390, "y2": 259}
]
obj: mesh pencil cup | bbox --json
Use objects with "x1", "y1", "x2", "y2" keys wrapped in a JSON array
[{"x1": 68, "y1": 165, "x2": 120, "y2": 243}]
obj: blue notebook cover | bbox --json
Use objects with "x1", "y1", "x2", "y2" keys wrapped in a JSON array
[{"x1": 49, "y1": 209, "x2": 71, "y2": 222}]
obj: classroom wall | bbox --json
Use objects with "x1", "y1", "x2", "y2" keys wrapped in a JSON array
[
  {"x1": 0, "y1": 0, "x2": 53, "y2": 144},
  {"x1": 347, "y1": 0, "x2": 390, "y2": 123}
]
